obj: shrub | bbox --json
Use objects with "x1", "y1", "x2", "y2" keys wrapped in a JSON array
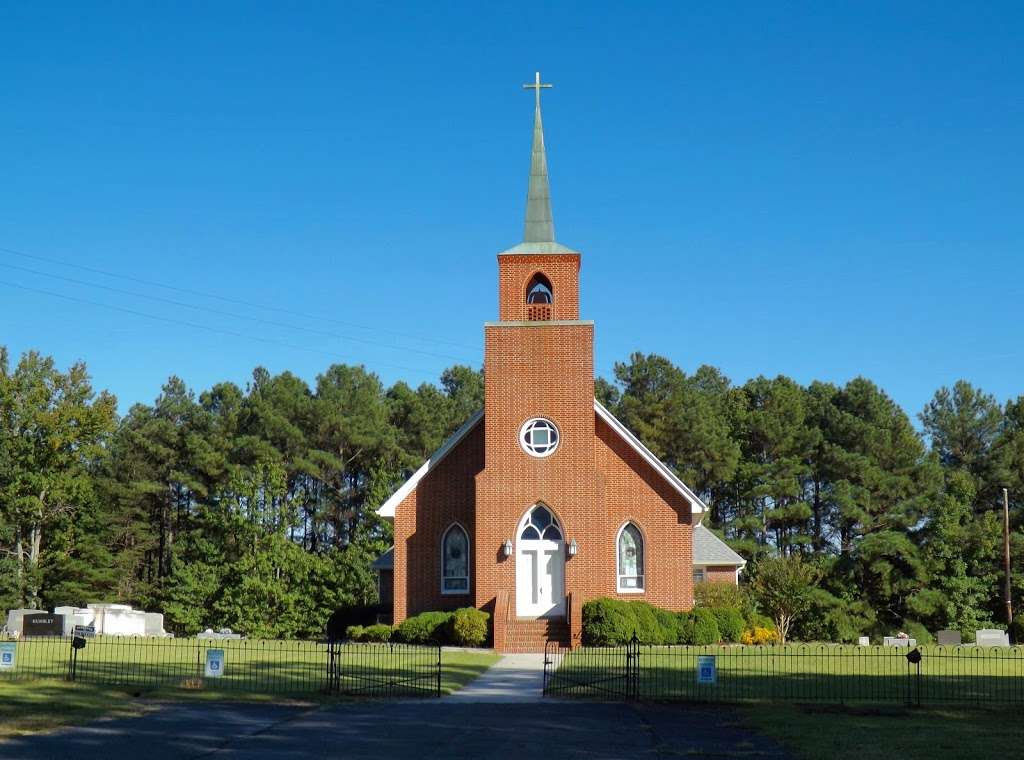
[
  {"x1": 397, "y1": 611, "x2": 453, "y2": 644},
  {"x1": 690, "y1": 608, "x2": 721, "y2": 645},
  {"x1": 582, "y1": 598, "x2": 635, "y2": 646},
  {"x1": 741, "y1": 626, "x2": 780, "y2": 646},
  {"x1": 676, "y1": 611, "x2": 695, "y2": 644},
  {"x1": 653, "y1": 607, "x2": 681, "y2": 645},
  {"x1": 451, "y1": 607, "x2": 489, "y2": 647},
  {"x1": 712, "y1": 607, "x2": 745, "y2": 643},
  {"x1": 1011, "y1": 615, "x2": 1024, "y2": 645},
  {"x1": 745, "y1": 612, "x2": 776, "y2": 631},
  {"x1": 629, "y1": 601, "x2": 664, "y2": 644},
  {"x1": 694, "y1": 582, "x2": 751, "y2": 614},
  {"x1": 345, "y1": 625, "x2": 365, "y2": 641},
  {"x1": 899, "y1": 619, "x2": 934, "y2": 646},
  {"x1": 361, "y1": 624, "x2": 394, "y2": 642}
]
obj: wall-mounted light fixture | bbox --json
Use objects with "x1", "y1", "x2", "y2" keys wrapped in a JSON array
[
  {"x1": 503, "y1": 539, "x2": 513, "y2": 557},
  {"x1": 568, "y1": 538, "x2": 578, "y2": 557}
]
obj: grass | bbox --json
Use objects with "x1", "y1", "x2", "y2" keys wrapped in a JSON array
[
  {"x1": 0, "y1": 637, "x2": 500, "y2": 735},
  {"x1": 548, "y1": 644, "x2": 1024, "y2": 704},
  {"x1": 741, "y1": 703, "x2": 1022, "y2": 760},
  {"x1": 0, "y1": 679, "x2": 149, "y2": 738}
]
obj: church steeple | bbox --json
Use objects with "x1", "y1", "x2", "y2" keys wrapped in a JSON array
[{"x1": 523, "y1": 71, "x2": 555, "y2": 244}]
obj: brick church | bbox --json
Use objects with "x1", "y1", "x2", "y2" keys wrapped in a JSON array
[{"x1": 374, "y1": 74, "x2": 744, "y2": 652}]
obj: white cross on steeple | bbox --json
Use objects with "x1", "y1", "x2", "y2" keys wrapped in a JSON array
[{"x1": 522, "y1": 71, "x2": 553, "y2": 110}]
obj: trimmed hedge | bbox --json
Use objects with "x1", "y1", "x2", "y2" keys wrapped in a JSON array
[
  {"x1": 396, "y1": 611, "x2": 454, "y2": 644},
  {"x1": 690, "y1": 608, "x2": 720, "y2": 645},
  {"x1": 712, "y1": 607, "x2": 745, "y2": 643},
  {"x1": 583, "y1": 598, "x2": 751, "y2": 646},
  {"x1": 392, "y1": 608, "x2": 492, "y2": 646},
  {"x1": 345, "y1": 623, "x2": 396, "y2": 642},
  {"x1": 582, "y1": 598, "x2": 635, "y2": 646},
  {"x1": 451, "y1": 607, "x2": 490, "y2": 647}
]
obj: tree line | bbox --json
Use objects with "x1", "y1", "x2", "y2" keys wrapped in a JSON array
[{"x1": 2, "y1": 346, "x2": 1021, "y2": 640}]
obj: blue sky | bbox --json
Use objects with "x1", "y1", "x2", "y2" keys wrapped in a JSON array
[{"x1": 2, "y1": 2, "x2": 1022, "y2": 420}]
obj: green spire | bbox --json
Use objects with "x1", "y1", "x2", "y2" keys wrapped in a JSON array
[{"x1": 524, "y1": 72, "x2": 554, "y2": 243}]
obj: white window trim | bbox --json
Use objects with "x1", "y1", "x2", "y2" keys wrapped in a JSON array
[
  {"x1": 441, "y1": 523, "x2": 470, "y2": 596},
  {"x1": 693, "y1": 566, "x2": 707, "y2": 584},
  {"x1": 616, "y1": 521, "x2": 646, "y2": 594},
  {"x1": 519, "y1": 417, "x2": 560, "y2": 458}
]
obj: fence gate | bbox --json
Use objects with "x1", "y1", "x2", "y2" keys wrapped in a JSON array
[
  {"x1": 543, "y1": 634, "x2": 640, "y2": 699},
  {"x1": 326, "y1": 640, "x2": 442, "y2": 698}
]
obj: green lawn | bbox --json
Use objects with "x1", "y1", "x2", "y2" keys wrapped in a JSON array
[
  {"x1": 742, "y1": 703, "x2": 1021, "y2": 760},
  {"x1": 1, "y1": 636, "x2": 498, "y2": 699},
  {"x1": 0, "y1": 679, "x2": 149, "y2": 738},
  {"x1": 548, "y1": 644, "x2": 1024, "y2": 704}
]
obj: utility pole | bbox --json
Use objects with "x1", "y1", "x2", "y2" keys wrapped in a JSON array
[{"x1": 1004, "y1": 488, "x2": 1013, "y2": 628}]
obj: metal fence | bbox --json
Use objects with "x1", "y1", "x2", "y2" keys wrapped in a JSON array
[
  {"x1": 0, "y1": 635, "x2": 442, "y2": 698},
  {"x1": 543, "y1": 637, "x2": 1024, "y2": 705}
]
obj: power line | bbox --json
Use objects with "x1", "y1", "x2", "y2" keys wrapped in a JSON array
[
  {"x1": 0, "y1": 245, "x2": 478, "y2": 351},
  {"x1": 0, "y1": 261, "x2": 477, "y2": 364},
  {"x1": 0, "y1": 278, "x2": 446, "y2": 376}
]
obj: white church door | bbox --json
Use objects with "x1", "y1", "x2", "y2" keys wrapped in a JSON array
[{"x1": 515, "y1": 504, "x2": 566, "y2": 618}]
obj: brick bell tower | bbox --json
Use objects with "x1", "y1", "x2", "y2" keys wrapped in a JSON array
[{"x1": 475, "y1": 73, "x2": 597, "y2": 641}]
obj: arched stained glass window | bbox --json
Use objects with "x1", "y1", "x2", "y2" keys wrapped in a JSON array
[
  {"x1": 617, "y1": 523, "x2": 644, "y2": 592},
  {"x1": 442, "y1": 524, "x2": 469, "y2": 594},
  {"x1": 519, "y1": 504, "x2": 563, "y2": 542}
]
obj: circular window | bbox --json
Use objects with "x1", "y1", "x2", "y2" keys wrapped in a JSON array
[{"x1": 519, "y1": 418, "x2": 560, "y2": 458}]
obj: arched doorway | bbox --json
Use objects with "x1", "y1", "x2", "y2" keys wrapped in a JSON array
[{"x1": 515, "y1": 503, "x2": 566, "y2": 618}]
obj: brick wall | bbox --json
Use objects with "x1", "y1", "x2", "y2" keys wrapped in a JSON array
[
  {"x1": 704, "y1": 565, "x2": 740, "y2": 585},
  {"x1": 594, "y1": 416, "x2": 696, "y2": 611},
  {"x1": 392, "y1": 422, "x2": 484, "y2": 622},
  {"x1": 476, "y1": 319, "x2": 597, "y2": 615},
  {"x1": 497, "y1": 253, "x2": 580, "y2": 321}
]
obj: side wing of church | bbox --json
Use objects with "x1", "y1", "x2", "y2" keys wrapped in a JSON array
[{"x1": 376, "y1": 74, "x2": 743, "y2": 651}]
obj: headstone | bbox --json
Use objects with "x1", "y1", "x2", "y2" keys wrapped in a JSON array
[
  {"x1": 204, "y1": 648, "x2": 226, "y2": 678},
  {"x1": 144, "y1": 613, "x2": 166, "y2": 637},
  {"x1": 4, "y1": 609, "x2": 47, "y2": 637},
  {"x1": 857, "y1": 636, "x2": 870, "y2": 646},
  {"x1": 936, "y1": 629, "x2": 962, "y2": 646},
  {"x1": 975, "y1": 629, "x2": 1010, "y2": 647},
  {"x1": 55, "y1": 606, "x2": 96, "y2": 636},
  {"x1": 22, "y1": 613, "x2": 64, "y2": 637},
  {"x1": 696, "y1": 655, "x2": 717, "y2": 684},
  {"x1": 883, "y1": 637, "x2": 916, "y2": 648}
]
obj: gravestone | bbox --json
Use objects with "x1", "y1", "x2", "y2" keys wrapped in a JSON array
[
  {"x1": 54, "y1": 606, "x2": 95, "y2": 636},
  {"x1": 936, "y1": 629, "x2": 962, "y2": 646},
  {"x1": 144, "y1": 612, "x2": 167, "y2": 637},
  {"x1": 86, "y1": 603, "x2": 146, "y2": 636},
  {"x1": 22, "y1": 613, "x2": 64, "y2": 637},
  {"x1": 857, "y1": 636, "x2": 870, "y2": 646},
  {"x1": 883, "y1": 636, "x2": 916, "y2": 647},
  {"x1": 975, "y1": 629, "x2": 1010, "y2": 647},
  {"x1": 4, "y1": 609, "x2": 47, "y2": 637}
]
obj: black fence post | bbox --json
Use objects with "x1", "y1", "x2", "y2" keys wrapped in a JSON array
[
  {"x1": 625, "y1": 633, "x2": 640, "y2": 702},
  {"x1": 436, "y1": 641, "x2": 442, "y2": 698}
]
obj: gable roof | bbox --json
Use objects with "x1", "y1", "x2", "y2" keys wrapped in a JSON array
[
  {"x1": 376, "y1": 401, "x2": 709, "y2": 519},
  {"x1": 693, "y1": 524, "x2": 746, "y2": 567},
  {"x1": 371, "y1": 547, "x2": 394, "y2": 571},
  {"x1": 377, "y1": 409, "x2": 484, "y2": 518},
  {"x1": 594, "y1": 400, "x2": 707, "y2": 515}
]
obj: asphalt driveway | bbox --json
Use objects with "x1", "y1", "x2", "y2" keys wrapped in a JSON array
[{"x1": 0, "y1": 699, "x2": 791, "y2": 759}]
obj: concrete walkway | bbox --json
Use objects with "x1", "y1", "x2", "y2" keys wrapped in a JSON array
[{"x1": 444, "y1": 653, "x2": 546, "y2": 702}]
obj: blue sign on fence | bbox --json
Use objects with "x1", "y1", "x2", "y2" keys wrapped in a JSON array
[
  {"x1": 205, "y1": 648, "x2": 225, "y2": 678},
  {"x1": 0, "y1": 642, "x2": 15, "y2": 670},
  {"x1": 696, "y1": 655, "x2": 716, "y2": 685}
]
